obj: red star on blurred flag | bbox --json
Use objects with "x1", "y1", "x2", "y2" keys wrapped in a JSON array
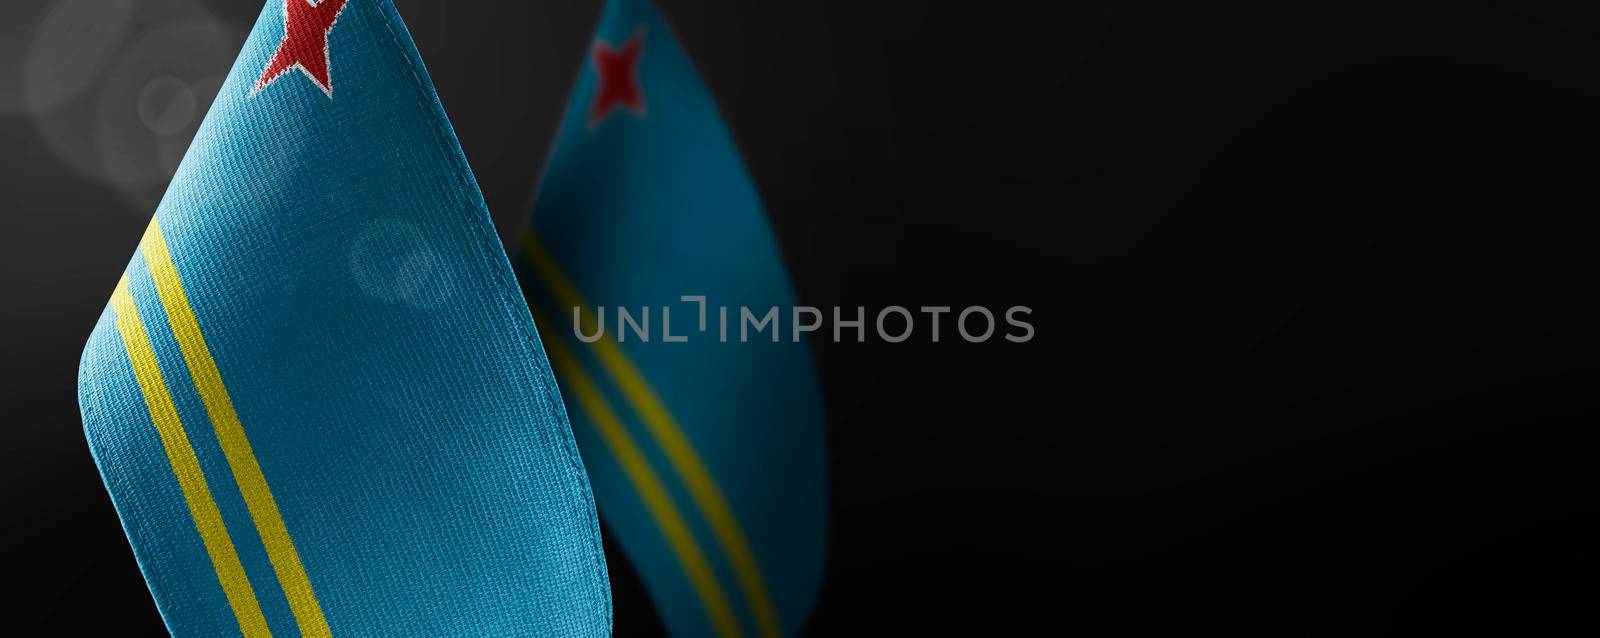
[
  {"x1": 589, "y1": 31, "x2": 647, "y2": 127},
  {"x1": 254, "y1": 0, "x2": 350, "y2": 97}
]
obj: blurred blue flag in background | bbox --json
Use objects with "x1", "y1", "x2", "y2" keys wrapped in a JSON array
[
  {"x1": 76, "y1": 1, "x2": 610, "y2": 635},
  {"x1": 515, "y1": 0, "x2": 829, "y2": 636}
]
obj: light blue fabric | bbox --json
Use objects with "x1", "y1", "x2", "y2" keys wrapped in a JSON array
[
  {"x1": 518, "y1": 0, "x2": 828, "y2": 636},
  {"x1": 77, "y1": 1, "x2": 610, "y2": 635}
]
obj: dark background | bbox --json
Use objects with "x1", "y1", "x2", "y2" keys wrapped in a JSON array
[{"x1": 4, "y1": 0, "x2": 1599, "y2": 634}]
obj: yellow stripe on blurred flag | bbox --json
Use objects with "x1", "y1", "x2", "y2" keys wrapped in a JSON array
[
  {"x1": 534, "y1": 306, "x2": 743, "y2": 638},
  {"x1": 522, "y1": 230, "x2": 782, "y2": 638}
]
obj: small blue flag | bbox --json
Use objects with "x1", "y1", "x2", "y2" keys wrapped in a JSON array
[
  {"x1": 515, "y1": 1, "x2": 829, "y2": 636},
  {"x1": 77, "y1": 1, "x2": 610, "y2": 635}
]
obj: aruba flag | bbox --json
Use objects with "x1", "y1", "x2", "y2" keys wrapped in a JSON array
[
  {"x1": 516, "y1": 0, "x2": 828, "y2": 637},
  {"x1": 77, "y1": 1, "x2": 610, "y2": 636}
]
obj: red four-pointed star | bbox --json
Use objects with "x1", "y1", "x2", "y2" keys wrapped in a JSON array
[
  {"x1": 589, "y1": 31, "x2": 647, "y2": 127},
  {"x1": 254, "y1": 0, "x2": 350, "y2": 97}
]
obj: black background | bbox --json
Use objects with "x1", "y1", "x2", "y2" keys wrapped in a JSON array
[{"x1": 4, "y1": 0, "x2": 1599, "y2": 634}]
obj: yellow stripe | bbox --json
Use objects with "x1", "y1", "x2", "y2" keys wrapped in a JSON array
[
  {"x1": 141, "y1": 222, "x2": 332, "y2": 638},
  {"x1": 534, "y1": 308, "x2": 742, "y2": 638},
  {"x1": 522, "y1": 231, "x2": 783, "y2": 638},
  {"x1": 111, "y1": 275, "x2": 273, "y2": 638}
]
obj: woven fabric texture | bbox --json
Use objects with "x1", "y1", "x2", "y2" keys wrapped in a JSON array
[{"x1": 77, "y1": 1, "x2": 611, "y2": 635}]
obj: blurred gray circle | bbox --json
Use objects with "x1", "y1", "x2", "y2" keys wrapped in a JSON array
[
  {"x1": 0, "y1": 3, "x2": 50, "y2": 116},
  {"x1": 21, "y1": 0, "x2": 137, "y2": 114},
  {"x1": 136, "y1": 76, "x2": 197, "y2": 136},
  {"x1": 154, "y1": 73, "x2": 223, "y2": 176},
  {"x1": 92, "y1": 19, "x2": 236, "y2": 210},
  {"x1": 349, "y1": 218, "x2": 460, "y2": 308}
]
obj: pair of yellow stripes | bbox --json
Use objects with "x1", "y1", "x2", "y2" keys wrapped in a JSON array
[
  {"x1": 109, "y1": 220, "x2": 777, "y2": 636},
  {"x1": 520, "y1": 231, "x2": 783, "y2": 638},
  {"x1": 109, "y1": 222, "x2": 330, "y2": 638}
]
